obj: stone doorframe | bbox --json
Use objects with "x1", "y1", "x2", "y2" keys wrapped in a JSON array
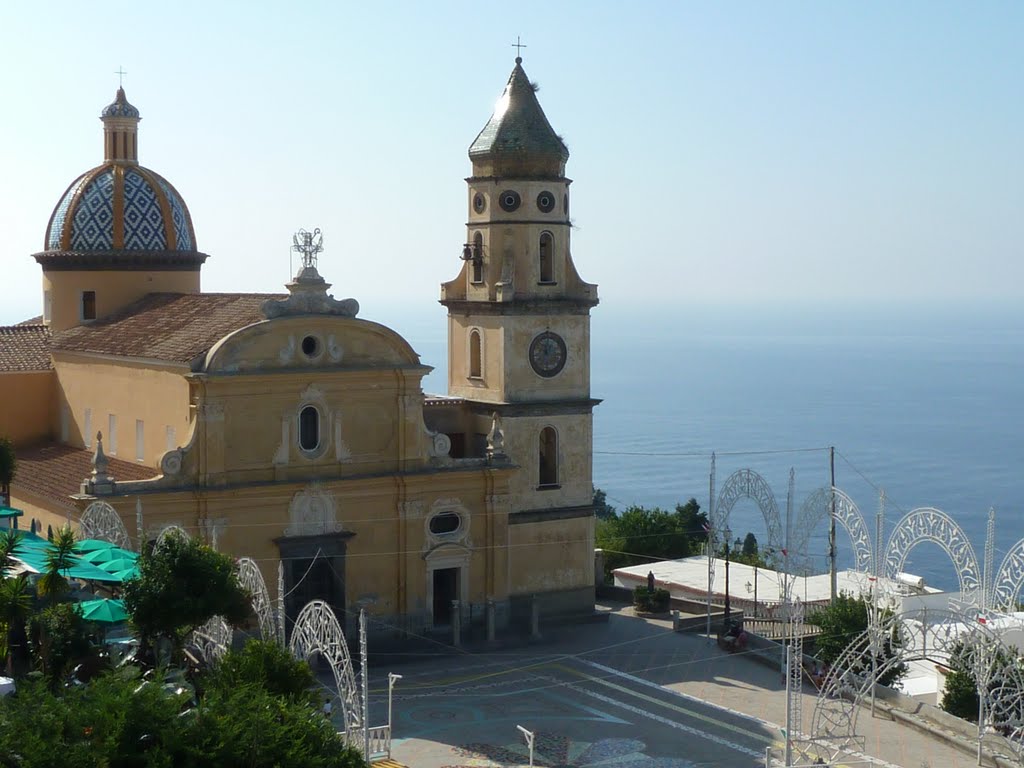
[
  {"x1": 424, "y1": 544, "x2": 471, "y2": 630},
  {"x1": 274, "y1": 530, "x2": 354, "y2": 639}
]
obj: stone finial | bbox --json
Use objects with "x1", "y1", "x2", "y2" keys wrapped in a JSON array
[
  {"x1": 486, "y1": 412, "x2": 506, "y2": 460},
  {"x1": 92, "y1": 432, "x2": 111, "y2": 482},
  {"x1": 82, "y1": 431, "x2": 115, "y2": 495}
]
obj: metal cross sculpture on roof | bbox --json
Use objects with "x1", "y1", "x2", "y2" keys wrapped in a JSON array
[
  {"x1": 115, "y1": 66, "x2": 127, "y2": 87},
  {"x1": 292, "y1": 228, "x2": 323, "y2": 270},
  {"x1": 511, "y1": 36, "x2": 527, "y2": 60}
]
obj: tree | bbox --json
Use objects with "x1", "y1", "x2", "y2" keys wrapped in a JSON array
[
  {"x1": 596, "y1": 498, "x2": 709, "y2": 576},
  {"x1": 0, "y1": 658, "x2": 366, "y2": 768},
  {"x1": 29, "y1": 601, "x2": 96, "y2": 686},
  {"x1": 38, "y1": 525, "x2": 79, "y2": 600},
  {"x1": 741, "y1": 532, "x2": 758, "y2": 559},
  {"x1": 206, "y1": 639, "x2": 319, "y2": 707},
  {"x1": 122, "y1": 532, "x2": 251, "y2": 661},
  {"x1": 0, "y1": 437, "x2": 15, "y2": 508},
  {"x1": 941, "y1": 639, "x2": 1024, "y2": 726},
  {"x1": 592, "y1": 487, "x2": 616, "y2": 520},
  {"x1": 0, "y1": 573, "x2": 32, "y2": 675},
  {"x1": 191, "y1": 683, "x2": 363, "y2": 768},
  {"x1": 808, "y1": 593, "x2": 907, "y2": 687}
]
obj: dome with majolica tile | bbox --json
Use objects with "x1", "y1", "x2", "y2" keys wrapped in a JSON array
[{"x1": 35, "y1": 88, "x2": 207, "y2": 271}]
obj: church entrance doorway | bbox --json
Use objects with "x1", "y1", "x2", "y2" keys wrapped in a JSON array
[
  {"x1": 432, "y1": 567, "x2": 459, "y2": 626},
  {"x1": 275, "y1": 531, "x2": 353, "y2": 640}
]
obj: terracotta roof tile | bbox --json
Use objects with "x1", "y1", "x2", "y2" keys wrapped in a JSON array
[
  {"x1": 13, "y1": 443, "x2": 157, "y2": 511},
  {"x1": 0, "y1": 324, "x2": 52, "y2": 372},
  {"x1": 52, "y1": 292, "x2": 282, "y2": 365}
]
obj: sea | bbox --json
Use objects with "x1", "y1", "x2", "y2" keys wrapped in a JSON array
[{"x1": 381, "y1": 300, "x2": 1024, "y2": 594}]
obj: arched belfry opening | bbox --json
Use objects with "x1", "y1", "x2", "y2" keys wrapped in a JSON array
[
  {"x1": 539, "y1": 232, "x2": 554, "y2": 283},
  {"x1": 539, "y1": 427, "x2": 558, "y2": 487}
]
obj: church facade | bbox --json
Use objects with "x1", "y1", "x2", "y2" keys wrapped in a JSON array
[{"x1": 0, "y1": 58, "x2": 599, "y2": 639}]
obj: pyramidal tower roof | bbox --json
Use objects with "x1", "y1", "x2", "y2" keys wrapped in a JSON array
[{"x1": 468, "y1": 58, "x2": 568, "y2": 177}]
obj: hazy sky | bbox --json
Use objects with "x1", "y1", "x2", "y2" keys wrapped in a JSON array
[{"x1": 1, "y1": 2, "x2": 1021, "y2": 326}]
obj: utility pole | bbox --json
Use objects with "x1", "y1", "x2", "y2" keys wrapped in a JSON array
[{"x1": 830, "y1": 446, "x2": 837, "y2": 603}]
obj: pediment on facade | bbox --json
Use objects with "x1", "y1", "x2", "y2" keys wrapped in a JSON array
[{"x1": 201, "y1": 316, "x2": 425, "y2": 374}]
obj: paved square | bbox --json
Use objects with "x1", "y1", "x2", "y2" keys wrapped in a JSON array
[{"x1": 357, "y1": 609, "x2": 980, "y2": 768}]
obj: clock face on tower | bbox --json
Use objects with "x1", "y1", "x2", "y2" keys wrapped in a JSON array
[{"x1": 529, "y1": 332, "x2": 567, "y2": 377}]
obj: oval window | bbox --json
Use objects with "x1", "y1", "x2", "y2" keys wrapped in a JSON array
[
  {"x1": 299, "y1": 406, "x2": 320, "y2": 451},
  {"x1": 537, "y1": 191, "x2": 555, "y2": 213},
  {"x1": 429, "y1": 511, "x2": 461, "y2": 535},
  {"x1": 301, "y1": 335, "x2": 320, "y2": 357}
]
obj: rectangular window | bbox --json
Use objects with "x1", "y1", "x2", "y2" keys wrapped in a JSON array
[
  {"x1": 135, "y1": 420, "x2": 144, "y2": 462},
  {"x1": 84, "y1": 409, "x2": 92, "y2": 447},
  {"x1": 81, "y1": 291, "x2": 96, "y2": 321},
  {"x1": 60, "y1": 404, "x2": 69, "y2": 443},
  {"x1": 165, "y1": 425, "x2": 176, "y2": 452},
  {"x1": 108, "y1": 414, "x2": 118, "y2": 454},
  {"x1": 43, "y1": 291, "x2": 52, "y2": 323}
]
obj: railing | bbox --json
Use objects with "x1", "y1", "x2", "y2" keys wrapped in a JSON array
[
  {"x1": 743, "y1": 617, "x2": 822, "y2": 640},
  {"x1": 368, "y1": 725, "x2": 391, "y2": 760}
]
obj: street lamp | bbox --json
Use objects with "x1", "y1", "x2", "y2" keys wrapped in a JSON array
[
  {"x1": 723, "y1": 524, "x2": 733, "y2": 623},
  {"x1": 516, "y1": 725, "x2": 535, "y2": 767},
  {"x1": 388, "y1": 673, "x2": 402, "y2": 746}
]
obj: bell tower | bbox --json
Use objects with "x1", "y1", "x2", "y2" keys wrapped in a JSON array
[{"x1": 440, "y1": 55, "x2": 599, "y2": 515}]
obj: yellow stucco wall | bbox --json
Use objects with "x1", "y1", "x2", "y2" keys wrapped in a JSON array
[
  {"x1": 43, "y1": 269, "x2": 200, "y2": 332},
  {"x1": 54, "y1": 354, "x2": 191, "y2": 465},
  {"x1": 0, "y1": 371, "x2": 56, "y2": 446},
  {"x1": 507, "y1": 515, "x2": 594, "y2": 595}
]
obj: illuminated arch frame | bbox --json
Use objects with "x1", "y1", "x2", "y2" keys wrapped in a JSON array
[{"x1": 79, "y1": 501, "x2": 132, "y2": 550}]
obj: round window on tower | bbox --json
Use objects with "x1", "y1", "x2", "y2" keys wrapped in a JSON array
[
  {"x1": 499, "y1": 190, "x2": 521, "y2": 212},
  {"x1": 473, "y1": 192, "x2": 486, "y2": 214},
  {"x1": 537, "y1": 191, "x2": 555, "y2": 213}
]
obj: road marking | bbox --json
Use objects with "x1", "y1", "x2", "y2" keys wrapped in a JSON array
[
  {"x1": 561, "y1": 677, "x2": 765, "y2": 759},
  {"x1": 575, "y1": 658, "x2": 903, "y2": 768}
]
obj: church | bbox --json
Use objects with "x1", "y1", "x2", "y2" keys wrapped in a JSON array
[{"x1": 0, "y1": 57, "x2": 600, "y2": 639}]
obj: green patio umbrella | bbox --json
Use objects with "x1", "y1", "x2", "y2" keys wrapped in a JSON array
[
  {"x1": 78, "y1": 598, "x2": 128, "y2": 624},
  {"x1": 111, "y1": 568, "x2": 138, "y2": 582},
  {"x1": 81, "y1": 547, "x2": 138, "y2": 565},
  {"x1": 76, "y1": 539, "x2": 117, "y2": 553},
  {"x1": 99, "y1": 558, "x2": 137, "y2": 574}
]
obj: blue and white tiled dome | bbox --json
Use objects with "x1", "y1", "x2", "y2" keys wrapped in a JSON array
[
  {"x1": 46, "y1": 164, "x2": 195, "y2": 252},
  {"x1": 36, "y1": 88, "x2": 206, "y2": 269}
]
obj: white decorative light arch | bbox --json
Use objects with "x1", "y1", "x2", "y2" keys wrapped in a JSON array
[
  {"x1": 191, "y1": 615, "x2": 232, "y2": 664},
  {"x1": 810, "y1": 608, "x2": 1024, "y2": 765},
  {"x1": 884, "y1": 507, "x2": 981, "y2": 595},
  {"x1": 289, "y1": 599, "x2": 362, "y2": 739},
  {"x1": 713, "y1": 469, "x2": 784, "y2": 556},
  {"x1": 155, "y1": 524, "x2": 190, "y2": 548},
  {"x1": 790, "y1": 487, "x2": 873, "y2": 576},
  {"x1": 79, "y1": 501, "x2": 132, "y2": 550},
  {"x1": 995, "y1": 539, "x2": 1024, "y2": 613},
  {"x1": 237, "y1": 557, "x2": 277, "y2": 641}
]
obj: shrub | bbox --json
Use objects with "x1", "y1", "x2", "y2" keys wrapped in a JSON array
[{"x1": 633, "y1": 586, "x2": 670, "y2": 613}]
